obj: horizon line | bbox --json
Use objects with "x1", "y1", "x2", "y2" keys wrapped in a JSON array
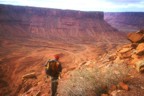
[{"x1": 0, "y1": 4, "x2": 144, "y2": 13}]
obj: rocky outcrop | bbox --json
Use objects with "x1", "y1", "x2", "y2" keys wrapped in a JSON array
[
  {"x1": 135, "y1": 60, "x2": 144, "y2": 72},
  {"x1": 127, "y1": 30, "x2": 144, "y2": 43},
  {"x1": 0, "y1": 4, "x2": 124, "y2": 42},
  {"x1": 109, "y1": 30, "x2": 144, "y2": 73},
  {"x1": 22, "y1": 72, "x2": 37, "y2": 79},
  {"x1": 136, "y1": 43, "x2": 144, "y2": 55}
]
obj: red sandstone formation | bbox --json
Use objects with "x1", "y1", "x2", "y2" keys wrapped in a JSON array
[
  {"x1": 105, "y1": 12, "x2": 144, "y2": 32},
  {"x1": 0, "y1": 4, "x2": 124, "y2": 42},
  {"x1": 127, "y1": 30, "x2": 144, "y2": 43}
]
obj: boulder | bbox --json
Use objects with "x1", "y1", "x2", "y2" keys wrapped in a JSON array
[
  {"x1": 131, "y1": 54, "x2": 139, "y2": 59},
  {"x1": 110, "y1": 90, "x2": 121, "y2": 96},
  {"x1": 127, "y1": 31, "x2": 144, "y2": 43},
  {"x1": 110, "y1": 85, "x2": 117, "y2": 91},
  {"x1": 131, "y1": 43, "x2": 139, "y2": 49},
  {"x1": 34, "y1": 91, "x2": 41, "y2": 96},
  {"x1": 135, "y1": 60, "x2": 144, "y2": 72},
  {"x1": 136, "y1": 43, "x2": 144, "y2": 55},
  {"x1": 119, "y1": 47, "x2": 132, "y2": 54},
  {"x1": 131, "y1": 54, "x2": 140, "y2": 65},
  {"x1": 109, "y1": 54, "x2": 117, "y2": 61},
  {"x1": 122, "y1": 43, "x2": 138, "y2": 49},
  {"x1": 118, "y1": 50, "x2": 132, "y2": 59},
  {"x1": 22, "y1": 72, "x2": 37, "y2": 79},
  {"x1": 108, "y1": 85, "x2": 117, "y2": 94},
  {"x1": 136, "y1": 29, "x2": 144, "y2": 34},
  {"x1": 101, "y1": 94, "x2": 108, "y2": 96},
  {"x1": 118, "y1": 82, "x2": 129, "y2": 91},
  {"x1": 113, "y1": 57, "x2": 124, "y2": 64}
]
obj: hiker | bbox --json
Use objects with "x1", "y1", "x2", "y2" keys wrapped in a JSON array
[{"x1": 45, "y1": 55, "x2": 62, "y2": 96}]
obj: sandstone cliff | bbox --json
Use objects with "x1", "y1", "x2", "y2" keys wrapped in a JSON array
[
  {"x1": 105, "y1": 12, "x2": 144, "y2": 32},
  {"x1": 0, "y1": 5, "x2": 124, "y2": 42}
]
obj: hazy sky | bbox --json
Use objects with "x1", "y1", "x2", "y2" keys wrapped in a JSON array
[{"x1": 0, "y1": 0, "x2": 144, "y2": 12}]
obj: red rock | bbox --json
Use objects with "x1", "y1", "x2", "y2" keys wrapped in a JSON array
[
  {"x1": 35, "y1": 91, "x2": 41, "y2": 96},
  {"x1": 114, "y1": 70, "x2": 120, "y2": 75},
  {"x1": 122, "y1": 43, "x2": 138, "y2": 49},
  {"x1": 102, "y1": 86, "x2": 108, "y2": 90},
  {"x1": 109, "y1": 54, "x2": 116, "y2": 61},
  {"x1": 118, "y1": 50, "x2": 132, "y2": 59},
  {"x1": 127, "y1": 31, "x2": 144, "y2": 43},
  {"x1": 130, "y1": 54, "x2": 140, "y2": 65},
  {"x1": 136, "y1": 43, "x2": 144, "y2": 55},
  {"x1": 119, "y1": 82, "x2": 129, "y2": 91},
  {"x1": 136, "y1": 29, "x2": 144, "y2": 34},
  {"x1": 131, "y1": 54, "x2": 139, "y2": 59},
  {"x1": 110, "y1": 90, "x2": 121, "y2": 96},
  {"x1": 22, "y1": 72, "x2": 36, "y2": 79},
  {"x1": 140, "y1": 67, "x2": 144, "y2": 72},
  {"x1": 101, "y1": 94, "x2": 108, "y2": 96},
  {"x1": 122, "y1": 44, "x2": 132, "y2": 48},
  {"x1": 119, "y1": 47, "x2": 132, "y2": 54},
  {"x1": 108, "y1": 85, "x2": 117, "y2": 94},
  {"x1": 135, "y1": 60, "x2": 144, "y2": 72},
  {"x1": 131, "y1": 43, "x2": 138, "y2": 49},
  {"x1": 68, "y1": 66, "x2": 76, "y2": 71},
  {"x1": 110, "y1": 85, "x2": 117, "y2": 91},
  {"x1": 113, "y1": 57, "x2": 124, "y2": 64}
]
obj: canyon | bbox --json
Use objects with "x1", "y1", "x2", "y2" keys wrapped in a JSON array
[{"x1": 0, "y1": 4, "x2": 144, "y2": 96}]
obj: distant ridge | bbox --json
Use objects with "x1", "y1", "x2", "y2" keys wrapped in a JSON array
[{"x1": 105, "y1": 12, "x2": 144, "y2": 32}]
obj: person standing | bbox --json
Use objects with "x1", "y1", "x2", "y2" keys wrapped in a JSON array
[{"x1": 45, "y1": 55, "x2": 62, "y2": 96}]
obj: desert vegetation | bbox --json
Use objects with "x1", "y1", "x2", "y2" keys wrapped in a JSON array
[{"x1": 58, "y1": 63, "x2": 129, "y2": 96}]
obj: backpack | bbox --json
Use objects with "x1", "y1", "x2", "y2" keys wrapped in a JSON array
[{"x1": 45, "y1": 60, "x2": 59, "y2": 77}]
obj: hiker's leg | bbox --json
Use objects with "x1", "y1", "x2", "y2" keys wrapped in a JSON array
[
  {"x1": 51, "y1": 77, "x2": 58, "y2": 96},
  {"x1": 46, "y1": 75, "x2": 49, "y2": 78}
]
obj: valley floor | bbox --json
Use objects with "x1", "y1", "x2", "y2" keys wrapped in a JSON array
[{"x1": 0, "y1": 37, "x2": 143, "y2": 96}]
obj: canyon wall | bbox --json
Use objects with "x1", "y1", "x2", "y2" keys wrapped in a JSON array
[
  {"x1": 0, "y1": 5, "x2": 123, "y2": 41},
  {"x1": 105, "y1": 12, "x2": 144, "y2": 32}
]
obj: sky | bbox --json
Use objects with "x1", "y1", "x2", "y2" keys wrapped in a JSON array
[{"x1": 0, "y1": 0, "x2": 144, "y2": 12}]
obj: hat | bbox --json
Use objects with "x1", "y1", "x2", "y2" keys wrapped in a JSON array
[{"x1": 54, "y1": 55, "x2": 60, "y2": 60}]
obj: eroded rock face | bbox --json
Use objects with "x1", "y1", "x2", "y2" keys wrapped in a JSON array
[
  {"x1": 0, "y1": 4, "x2": 124, "y2": 42},
  {"x1": 105, "y1": 12, "x2": 144, "y2": 32},
  {"x1": 127, "y1": 30, "x2": 144, "y2": 43},
  {"x1": 135, "y1": 60, "x2": 144, "y2": 72},
  {"x1": 136, "y1": 43, "x2": 144, "y2": 55},
  {"x1": 108, "y1": 30, "x2": 144, "y2": 72}
]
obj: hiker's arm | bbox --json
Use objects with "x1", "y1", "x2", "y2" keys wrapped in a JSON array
[
  {"x1": 44, "y1": 60, "x2": 50, "y2": 66},
  {"x1": 58, "y1": 62, "x2": 62, "y2": 73},
  {"x1": 58, "y1": 62, "x2": 62, "y2": 78}
]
